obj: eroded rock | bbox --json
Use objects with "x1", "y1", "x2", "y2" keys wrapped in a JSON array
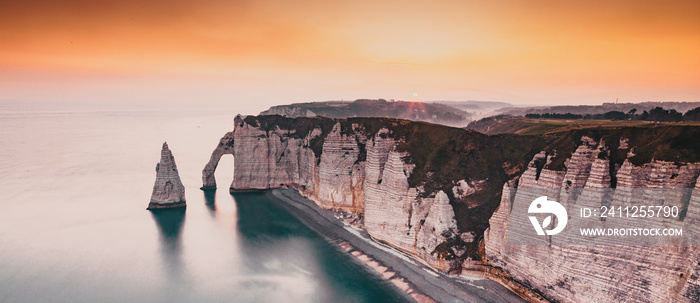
[{"x1": 148, "y1": 142, "x2": 186, "y2": 210}]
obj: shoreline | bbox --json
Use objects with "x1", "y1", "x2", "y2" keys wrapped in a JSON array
[{"x1": 266, "y1": 188, "x2": 526, "y2": 303}]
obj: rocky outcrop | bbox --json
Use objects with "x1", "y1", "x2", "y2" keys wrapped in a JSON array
[
  {"x1": 485, "y1": 134, "x2": 700, "y2": 302},
  {"x1": 148, "y1": 142, "x2": 186, "y2": 209},
  {"x1": 415, "y1": 191, "x2": 460, "y2": 270}
]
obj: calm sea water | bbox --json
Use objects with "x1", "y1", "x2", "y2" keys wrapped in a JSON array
[{"x1": 0, "y1": 106, "x2": 406, "y2": 303}]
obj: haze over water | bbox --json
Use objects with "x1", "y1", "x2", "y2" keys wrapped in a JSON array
[{"x1": 0, "y1": 105, "x2": 406, "y2": 302}]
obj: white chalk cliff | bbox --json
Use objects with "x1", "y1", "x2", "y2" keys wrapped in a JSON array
[
  {"x1": 485, "y1": 136, "x2": 700, "y2": 302},
  {"x1": 148, "y1": 142, "x2": 186, "y2": 209},
  {"x1": 203, "y1": 115, "x2": 700, "y2": 302},
  {"x1": 202, "y1": 115, "x2": 484, "y2": 271}
]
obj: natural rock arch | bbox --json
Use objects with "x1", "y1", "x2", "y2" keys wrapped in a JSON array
[{"x1": 200, "y1": 131, "x2": 234, "y2": 190}]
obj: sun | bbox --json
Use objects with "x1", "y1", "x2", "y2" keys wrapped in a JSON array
[{"x1": 412, "y1": 91, "x2": 419, "y2": 98}]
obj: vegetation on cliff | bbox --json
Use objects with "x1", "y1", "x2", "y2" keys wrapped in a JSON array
[
  {"x1": 466, "y1": 113, "x2": 700, "y2": 170},
  {"x1": 466, "y1": 115, "x2": 667, "y2": 135},
  {"x1": 544, "y1": 125, "x2": 700, "y2": 172},
  {"x1": 523, "y1": 106, "x2": 700, "y2": 122},
  {"x1": 467, "y1": 108, "x2": 700, "y2": 136},
  {"x1": 498, "y1": 101, "x2": 700, "y2": 117}
]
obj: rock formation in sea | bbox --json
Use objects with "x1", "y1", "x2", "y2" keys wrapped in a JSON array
[
  {"x1": 203, "y1": 115, "x2": 700, "y2": 302},
  {"x1": 148, "y1": 142, "x2": 186, "y2": 210}
]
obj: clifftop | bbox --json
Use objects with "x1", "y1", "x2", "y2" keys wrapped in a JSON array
[{"x1": 543, "y1": 125, "x2": 700, "y2": 172}]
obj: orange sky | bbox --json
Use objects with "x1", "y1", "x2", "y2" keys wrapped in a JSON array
[{"x1": 1, "y1": 0, "x2": 699, "y2": 111}]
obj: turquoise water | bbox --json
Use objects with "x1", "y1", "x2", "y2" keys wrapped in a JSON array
[{"x1": 0, "y1": 107, "x2": 406, "y2": 302}]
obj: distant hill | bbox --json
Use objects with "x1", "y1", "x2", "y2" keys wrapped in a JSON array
[
  {"x1": 498, "y1": 101, "x2": 700, "y2": 116},
  {"x1": 467, "y1": 102, "x2": 700, "y2": 135},
  {"x1": 434, "y1": 100, "x2": 512, "y2": 111},
  {"x1": 435, "y1": 101, "x2": 513, "y2": 121},
  {"x1": 260, "y1": 99, "x2": 474, "y2": 127}
]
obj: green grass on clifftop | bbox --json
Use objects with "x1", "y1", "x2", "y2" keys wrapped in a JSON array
[
  {"x1": 544, "y1": 125, "x2": 700, "y2": 172},
  {"x1": 466, "y1": 115, "x2": 700, "y2": 136}
]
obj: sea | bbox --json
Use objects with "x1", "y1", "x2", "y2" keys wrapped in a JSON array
[{"x1": 0, "y1": 104, "x2": 407, "y2": 303}]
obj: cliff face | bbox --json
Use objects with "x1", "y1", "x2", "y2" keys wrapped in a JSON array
[
  {"x1": 204, "y1": 114, "x2": 700, "y2": 302},
  {"x1": 486, "y1": 129, "x2": 700, "y2": 302},
  {"x1": 362, "y1": 136, "x2": 460, "y2": 270},
  {"x1": 317, "y1": 123, "x2": 365, "y2": 211},
  {"x1": 149, "y1": 142, "x2": 186, "y2": 209},
  {"x1": 202, "y1": 115, "x2": 546, "y2": 271}
]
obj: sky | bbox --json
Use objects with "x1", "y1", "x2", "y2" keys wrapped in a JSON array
[{"x1": 1, "y1": 0, "x2": 699, "y2": 113}]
